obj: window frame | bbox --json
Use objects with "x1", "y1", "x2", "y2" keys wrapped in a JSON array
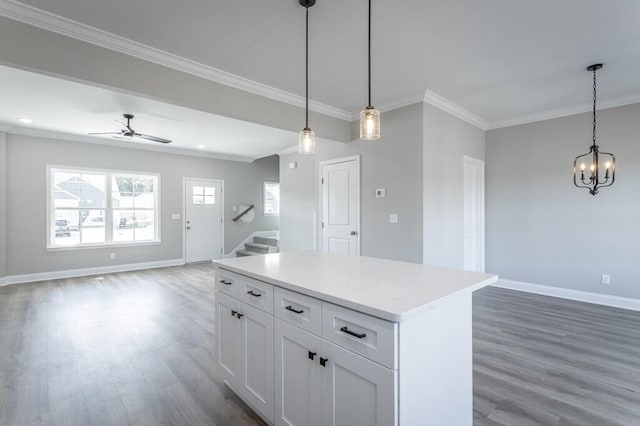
[
  {"x1": 46, "y1": 165, "x2": 161, "y2": 250},
  {"x1": 263, "y1": 181, "x2": 280, "y2": 216}
]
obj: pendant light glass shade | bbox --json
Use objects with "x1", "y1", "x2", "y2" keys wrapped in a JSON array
[
  {"x1": 360, "y1": 106, "x2": 380, "y2": 140},
  {"x1": 360, "y1": 0, "x2": 380, "y2": 141},
  {"x1": 299, "y1": 127, "x2": 316, "y2": 154}
]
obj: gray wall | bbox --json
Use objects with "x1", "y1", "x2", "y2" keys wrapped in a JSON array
[
  {"x1": 423, "y1": 103, "x2": 486, "y2": 269},
  {"x1": 486, "y1": 103, "x2": 640, "y2": 299},
  {"x1": 0, "y1": 132, "x2": 6, "y2": 277},
  {"x1": 280, "y1": 103, "x2": 424, "y2": 263},
  {"x1": 3, "y1": 133, "x2": 279, "y2": 277}
]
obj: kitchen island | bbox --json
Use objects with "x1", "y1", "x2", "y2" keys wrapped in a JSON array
[{"x1": 213, "y1": 251, "x2": 497, "y2": 426}]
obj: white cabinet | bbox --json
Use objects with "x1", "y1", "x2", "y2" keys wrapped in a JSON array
[
  {"x1": 275, "y1": 319, "x2": 322, "y2": 426},
  {"x1": 216, "y1": 291, "x2": 274, "y2": 423},
  {"x1": 321, "y1": 340, "x2": 396, "y2": 426},
  {"x1": 274, "y1": 319, "x2": 396, "y2": 426}
]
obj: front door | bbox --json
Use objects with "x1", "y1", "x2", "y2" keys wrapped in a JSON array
[
  {"x1": 320, "y1": 157, "x2": 360, "y2": 256},
  {"x1": 185, "y1": 178, "x2": 223, "y2": 262}
]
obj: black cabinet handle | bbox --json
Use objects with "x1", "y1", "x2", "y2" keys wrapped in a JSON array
[
  {"x1": 247, "y1": 290, "x2": 262, "y2": 298},
  {"x1": 319, "y1": 357, "x2": 328, "y2": 367},
  {"x1": 285, "y1": 305, "x2": 304, "y2": 314},
  {"x1": 236, "y1": 313, "x2": 244, "y2": 319},
  {"x1": 231, "y1": 310, "x2": 238, "y2": 317},
  {"x1": 308, "y1": 351, "x2": 317, "y2": 360},
  {"x1": 340, "y1": 326, "x2": 366, "y2": 339},
  {"x1": 220, "y1": 280, "x2": 232, "y2": 285}
]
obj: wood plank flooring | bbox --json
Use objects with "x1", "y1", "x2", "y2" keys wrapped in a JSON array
[{"x1": 0, "y1": 264, "x2": 638, "y2": 425}]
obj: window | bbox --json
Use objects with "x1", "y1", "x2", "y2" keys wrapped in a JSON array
[
  {"x1": 263, "y1": 181, "x2": 280, "y2": 216},
  {"x1": 48, "y1": 167, "x2": 159, "y2": 248},
  {"x1": 192, "y1": 185, "x2": 216, "y2": 205}
]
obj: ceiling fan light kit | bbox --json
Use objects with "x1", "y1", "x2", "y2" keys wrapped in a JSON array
[
  {"x1": 573, "y1": 63, "x2": 615, "y2": 196},
  {"x1": 89, "y1": 113, "x2": 172, "y2": 144}
]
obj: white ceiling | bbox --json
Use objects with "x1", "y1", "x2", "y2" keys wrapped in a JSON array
[
  {"x1": 7, "y1": 0, "x2": 640, "y2": 126},
  {"x1": 0, "y1": 66, "x2": 297, "y2": 161}
]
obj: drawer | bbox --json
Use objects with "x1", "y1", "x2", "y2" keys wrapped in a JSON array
[
  {"x1": 274, "y1": 287, "x2": 322, "y2": 336},
  {"x1": 322, "y1": 302, "x2": 398, "y2": 370},
  {"x1": 238, "y1": 276, "x2": 274, "y2": 315},
  {"x1": 215, "y1": 269, "x2": 245, "y2": 298}
]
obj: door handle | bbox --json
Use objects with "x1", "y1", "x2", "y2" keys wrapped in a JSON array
[
  {"x1": 247, "y1": 290, "x2": 261, "y2": 298},
  {"x1": 220, "y1": 280, "x2": 232, "y2": 285},
  {"x1": 350, "y1": 231, "x2": 358, "y2": 236},
  {"x1": 231, "y1": 310, "x2": 238, "y2": 317},
  {"x1": 308, "y1": 351, "x2": 317, "y2": 361},
  {"x1": 186, "y1": 226, "x2": 191, "y2": 230},
  {"x1": 236, "y1": 312, "x2": 244, "y2": 319},
  {"x1": 319, "y1": 357, "x2": 328, "y2": 367},
  {"x1": 340, "y1": 326, "x2": 366, "y2": 339}
]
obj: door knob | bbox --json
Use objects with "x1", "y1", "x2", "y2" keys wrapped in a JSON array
[
  {"x1": 350, "y1": 231, "x2": 358, "y2": 236},
  {"x1": 186, "y1": 226, "x2": 191, "y2": 230}
]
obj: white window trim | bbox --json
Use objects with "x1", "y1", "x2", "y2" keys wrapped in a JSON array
[
  {"x1": 46, "y1": 165, "x2": 161, "y2": 250},
  {"x1": 263, "y1": 181, "x2": 280, "y2": 216}
]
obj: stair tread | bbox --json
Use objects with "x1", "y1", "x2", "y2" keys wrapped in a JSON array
[
  {"x1": 236, "y1": 249, "x2": 267, "y2": 257},
  {"x1": 245, "y1": 242, "x2": 274, "y2": 250},
  {"x1": 253, "y1": 236, "x2": 279, "y2": 246}
]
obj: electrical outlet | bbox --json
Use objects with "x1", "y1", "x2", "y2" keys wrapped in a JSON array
[
  {"x1": 601, "y1": 274, "x2": 610, "y2": 285},
  {"x1": 110, "y1": 252, "x2": 116, "y2": 260}
]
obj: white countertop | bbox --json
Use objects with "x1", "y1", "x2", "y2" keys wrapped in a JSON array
[{"x1": 213, "y1": 251, "x2": 497, "y2": 322}]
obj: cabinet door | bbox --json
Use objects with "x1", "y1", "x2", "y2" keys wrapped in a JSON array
[
  {"x1": 321, "y1": 340, "x2": 397, "y2": 426},
  {"x1": 275, "y1": 319, "x2": 322, "y2": 426},
  {"x1": 216, "y1": 291, "x2": 244, "y2": 390},
  {"x1": 242, "y1": 302, "x2": 275, "y2": 423}
]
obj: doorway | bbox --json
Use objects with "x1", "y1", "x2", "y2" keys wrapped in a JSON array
[
  {"x1": 463, "y1": 156, "x2": 485, "y2": 272},
  {"x1": 319, "y1": 156, "x2": 360, "y2": 256},
  {"x1": 184, "y1": 178, "x2": 224, "y2": 263}
]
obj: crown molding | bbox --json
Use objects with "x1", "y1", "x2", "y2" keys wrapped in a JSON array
[
  {"x1": 0, "y1": 0, "x2": 352, "y2": 121},
  {"x1": 2, "y1": 124, "x2": 257, "y2": 162},
  {"x1": 422, "y1": 90, "x2": 490, "y2": 130},
  {"x1": 488, "y1": 95, "x2": 640, "y2": 130},
  {"x1": 278, "y1": 145, "x2": 299, "y2": 155}
]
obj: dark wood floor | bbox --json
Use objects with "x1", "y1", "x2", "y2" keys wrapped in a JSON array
[{"x1": 0, "y1": 264, "x2": 638, "y2": 425}]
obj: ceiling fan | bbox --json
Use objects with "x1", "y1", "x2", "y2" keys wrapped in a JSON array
[{"x1": 89, "y1": 114, "x2": 172, "y2": 144}]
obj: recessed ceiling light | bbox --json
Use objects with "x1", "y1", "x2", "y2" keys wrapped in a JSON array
[
  {"x1": 18, "y1": 117, "x2": 32, "y2": 124},
  {"x1": 197, "y1": 144, "x2": 205, "y2": 149}
]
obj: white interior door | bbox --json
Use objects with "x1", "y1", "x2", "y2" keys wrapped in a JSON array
[
  {"x1": 185, "y1": 178, "x2": 223, "y2": 263},
  {"x1": 320, "y1": 157, "x2": 360, "y2": 256},
  {"x1": 463, "y1": 157, "x2": 485, "y2": 272}
]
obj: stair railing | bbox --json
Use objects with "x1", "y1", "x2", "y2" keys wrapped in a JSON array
[{"x1": 233, "y1": 204, "x2": 255, "y2": 222}]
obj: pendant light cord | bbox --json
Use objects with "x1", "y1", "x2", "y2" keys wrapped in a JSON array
[
  {"x1": 368, "y1": 0, "x2": 372, "y2": 108},
  {"x1": 305, "y1": 4, "x2": 309, "y2": 129},
  {"x1": 592, "y1": 68, "x2": 597, "y2": 148}
]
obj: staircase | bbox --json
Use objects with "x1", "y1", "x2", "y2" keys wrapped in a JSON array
[{"x1": 236, "y1": 236, "x2": 279, "y2": 257}]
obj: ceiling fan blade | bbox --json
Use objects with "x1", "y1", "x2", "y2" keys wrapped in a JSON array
[{"x1": 134, "y1": 133, "x2": 172, "y2": 144}]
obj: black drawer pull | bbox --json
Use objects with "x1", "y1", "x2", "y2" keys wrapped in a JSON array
[
  {"x1": 285, "y1": 305, "x2": 304, "y2": 314},
  {"x1": 308, "y1": 351, "x2": 317, "y2": 360},
  {"x1": 340, "y1": 326, "x2": 366, "y2": 339},
  {"x1": 319, "y1": 357, "x2": 328, "y2": 367},
  {"x1": 236, "y1": 313, "x2": 244, "y2": 319},
  {"x1": 220, "y1": 280, "x2": 232, "y2": 285},
  {"x1": 247, "y1": 290, "x2": 262, "y2": 298}
]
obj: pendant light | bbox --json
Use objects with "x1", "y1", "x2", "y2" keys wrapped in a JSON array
[
  {"x1": 573, "y1": 64, "x2": 615, "y2": 195},
  {"x1": 359, "y1": 0, "x2": 380, "y2": 140},
  {"x1": 298, "y1": 0, "x2": 316, "y2": 154}
]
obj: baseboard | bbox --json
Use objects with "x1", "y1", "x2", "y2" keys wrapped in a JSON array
[
  {"x1": 492, "y1": 279, "x2": 640, "y2": 312},
  {"x1": 1, "y1": 258, "x2": 185, "y2": 286}
]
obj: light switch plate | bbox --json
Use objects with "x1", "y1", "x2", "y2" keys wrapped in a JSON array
[
  {"x1": 376, "y1": 188, "x2": 386, "y2": 198},
  {"x1": 389, "y1": 213, "x2": 398, "y2": 224},
  {"x1": 171, "y1": 213, "x2": 180, "y2": 220},
  {"x1": 289, "y1": 161, "x2": 298, "y2": 169}
]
